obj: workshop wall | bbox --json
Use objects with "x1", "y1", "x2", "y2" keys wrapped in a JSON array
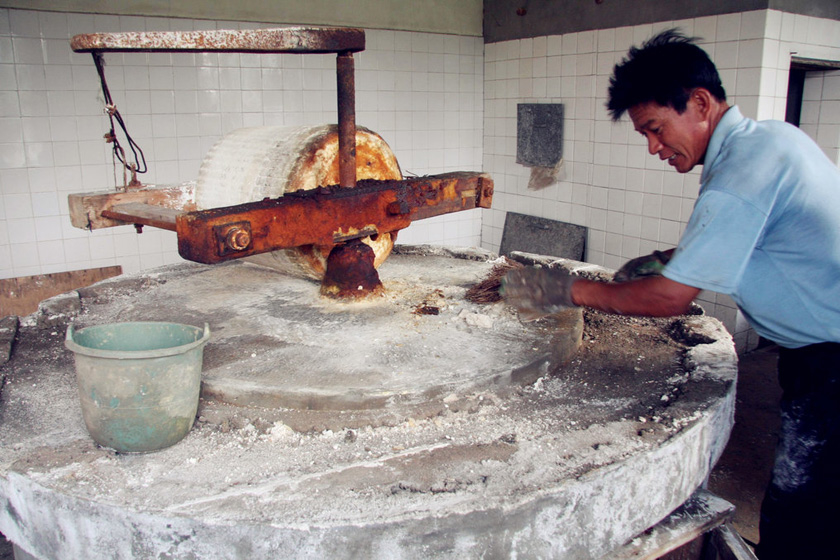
[
  {"x1": 0, "y1": 0, "x2": 483, "y2": 37},
  {"x1": 481, "y1": 9, "x2": 840, "y2": 351},
  {"x1": 2, "y1": 5, "x2": 838, "y2": 354},
  {"x1": 0, "y1": 8, "x2": 484, "y2": 279},
  {"x1": 801, "y1": 71, "x2": 840, "y2": 165}
]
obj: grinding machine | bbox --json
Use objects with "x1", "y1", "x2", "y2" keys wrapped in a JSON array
[
  {"x1": 66, "y1": 27, "x2": 493, "y2": 298},
  {"x1": 0, "y1": 26, "x2": 748, "y2": 560}
]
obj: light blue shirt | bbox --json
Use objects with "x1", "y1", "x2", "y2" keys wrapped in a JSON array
[{"x1": 664, "y1": 106, "x2": 840, "y2": 348}]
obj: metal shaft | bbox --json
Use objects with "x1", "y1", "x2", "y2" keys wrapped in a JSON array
[{"x1": 336, "y1": 52, "x2": 357, "y2": 188}]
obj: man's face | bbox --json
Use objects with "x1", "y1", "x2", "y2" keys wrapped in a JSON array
[{"x1": 628, "y1": 98, "x2": 711, "y2": 174}]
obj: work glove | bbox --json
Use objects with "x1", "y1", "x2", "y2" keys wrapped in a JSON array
[
  {"x1": 613, "y1": 250, "x2": 671, "y2": 283},
  {"x1": 500, "y1": 266, "x2": 577, "y2": 320}
]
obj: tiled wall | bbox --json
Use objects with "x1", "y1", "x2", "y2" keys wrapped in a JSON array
[
  {"x1": 482, "y1": 9, "x2": 840, "y2": 351},
  {"x1": 801, "y1": 70, "x2": 840, "y2": 165},
  {"x1": 0, "y1": 8, "x2": 484, "y2": 279}
]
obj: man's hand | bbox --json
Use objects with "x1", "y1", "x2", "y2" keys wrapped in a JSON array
[
  {"x1": 501, "y1": 266, "x2": 578, "y2": 320},
  {"x1": 613, "y1": 250, "x2": 673, "y2": 283}
]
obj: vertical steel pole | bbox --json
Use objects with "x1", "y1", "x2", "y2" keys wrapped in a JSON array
[{"x1": 336, "y1": 52, "x2": 357, "y2": 188}]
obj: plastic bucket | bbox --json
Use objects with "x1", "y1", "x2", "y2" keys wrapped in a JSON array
[{"x1": 65, "y1": 321, "x2": 211, "y2": 453}]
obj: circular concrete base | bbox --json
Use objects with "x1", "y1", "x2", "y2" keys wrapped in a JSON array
[
  {"x1": 197, "y1": 247, "x2": 583, "y2": 420},
  {"x1": 0, "y1": 248, "x2": 738, "y2": 560}
]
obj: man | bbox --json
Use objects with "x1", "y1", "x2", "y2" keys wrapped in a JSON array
[{"x1": 503, "y1": 29, "x2": 840, "y2": 559}]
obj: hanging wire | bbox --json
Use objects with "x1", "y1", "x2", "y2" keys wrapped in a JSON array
[{"x1": 92, "y1": 52, "x2": 148, "y2": 189}]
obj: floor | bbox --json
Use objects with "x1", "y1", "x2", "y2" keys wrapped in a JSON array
[
  {"x1": 707, "y1": 344, "x2": 781, "y2": 548},
  {"x1": 0, "y1": 346, "x2": 780, "y2": 559}
]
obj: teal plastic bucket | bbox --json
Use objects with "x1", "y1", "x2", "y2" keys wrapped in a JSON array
[{"x1": 65, "y1": 321, "x2": 210, "y2": 453}]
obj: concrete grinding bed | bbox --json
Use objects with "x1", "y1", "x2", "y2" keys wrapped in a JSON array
[{"x1": 0, "y1": 246, "x2": 738, "y2": 559}]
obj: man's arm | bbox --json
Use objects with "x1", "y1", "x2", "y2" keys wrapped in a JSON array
[{"x1": 571, "y1": 275, "x2": 700, "y2": 317}]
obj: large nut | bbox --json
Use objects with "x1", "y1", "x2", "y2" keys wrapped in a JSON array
[{"x1": 225, "y1": 226, "x2": 251, "y2": 251}]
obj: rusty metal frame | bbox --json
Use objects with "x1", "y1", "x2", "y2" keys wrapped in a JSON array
[
  {"x1": 71, "y1": 26, "x2": 363, "y2": 188},
  {"x1": 68, "y1": 26, "x2": 494, "y2": 295},
  {"x1": 70, "y1": 27, "x2": 365, "y2": 53}
]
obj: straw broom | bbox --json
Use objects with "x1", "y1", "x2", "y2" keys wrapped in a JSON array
[{"x1": 465, "y1": 258, "x2": 524, "y2": 304}]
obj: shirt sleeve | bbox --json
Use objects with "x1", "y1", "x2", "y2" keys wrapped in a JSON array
[{"x1": 663, "y1": 190, "x2": 769, "y2": 293}]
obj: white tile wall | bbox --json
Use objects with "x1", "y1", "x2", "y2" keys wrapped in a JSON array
[
  {"x1": 483, "y1": 9, "x2": 840, "y2": 352},
  {"x1": 802, "y1": 70, "x2": 840, "y2": 165},
  {"x1": 0, "y1": 8, "x2": 484, "y2": 279}
]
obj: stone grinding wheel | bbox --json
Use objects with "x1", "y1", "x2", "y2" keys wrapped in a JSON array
[{"x1": 195, "y1": 125, "x2": 403, "y2": 279}]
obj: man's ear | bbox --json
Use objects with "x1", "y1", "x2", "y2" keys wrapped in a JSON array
[{"x1": 689, "y1": 88, "x2": 714, "y2": 118}]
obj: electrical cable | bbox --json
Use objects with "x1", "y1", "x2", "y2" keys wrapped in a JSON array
[{"x1": 92, "y1": 52, "x2": 148, "y2": 184}]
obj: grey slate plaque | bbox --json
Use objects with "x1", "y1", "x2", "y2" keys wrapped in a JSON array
[
  {"x1": 499, "y1": 212, "x2": 586, "y2": 261},
  {"x1": 517, "y1": 103, "x2": 564, "y2": 167}
]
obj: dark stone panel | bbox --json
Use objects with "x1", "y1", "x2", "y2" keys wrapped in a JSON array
[
  {"x1": 484, "y1": 0, "x2": 839, "y2": 43},
  {"x1": 517, "y1": 103, "x2": 564, "y2": 167},
  {"x1": 770, "y1": 0, "x2": 840, "y2": 20}
]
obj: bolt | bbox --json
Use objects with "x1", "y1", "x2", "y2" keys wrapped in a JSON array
[
  {"x1": 225, "y1": 227, "x2": 251, "y2": 251},
  {"x1": 387, "y1": 201, "x2": 410, "y2": 215}
]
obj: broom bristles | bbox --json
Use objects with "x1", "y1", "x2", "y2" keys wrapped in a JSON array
[{"x1": 465, "y1": 258, "x2": 524, "y2": 303}]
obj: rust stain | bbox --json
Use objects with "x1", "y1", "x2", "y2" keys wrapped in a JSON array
[{"x1": 286, "y1": 127, "x2": 402, "y2": 193}]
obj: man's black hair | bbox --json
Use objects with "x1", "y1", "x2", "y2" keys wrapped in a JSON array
[{"x1": 607, "y1": 28, "x2": 727, "y2": 122}]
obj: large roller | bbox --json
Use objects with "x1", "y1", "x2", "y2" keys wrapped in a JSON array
[{"x1": 195, "y1": 124, "x2": 403, "y2": 279}]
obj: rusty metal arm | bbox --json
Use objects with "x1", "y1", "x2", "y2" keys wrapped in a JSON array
[
  {"x1": 70, "y1": 27, "x2": 365, "y2": 54},
  {"x1": 175, "y1": 172, "x2": 493, "y2": 264}
]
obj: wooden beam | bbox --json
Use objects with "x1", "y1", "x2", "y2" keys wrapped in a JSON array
[
  {"x1": 102, "y1": 203, "x2": 179, "y2": 231},
  {"x1": 68, "y1": 184, "x2": 195, "y2": 230},
  {"x1": 710, "y1": 524, "x2": 759, "y2": 560},
  {"x1": 0, "y1": 266, "x2": 123, "y2": 318}
]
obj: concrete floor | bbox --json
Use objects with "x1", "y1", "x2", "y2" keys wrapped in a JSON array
[
  {"x1": 0, "y1": 345, "x2": 780, "y2": 559},
  {"x1": 0, "y1": 531, "x2": 8, "y2": 560}
]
